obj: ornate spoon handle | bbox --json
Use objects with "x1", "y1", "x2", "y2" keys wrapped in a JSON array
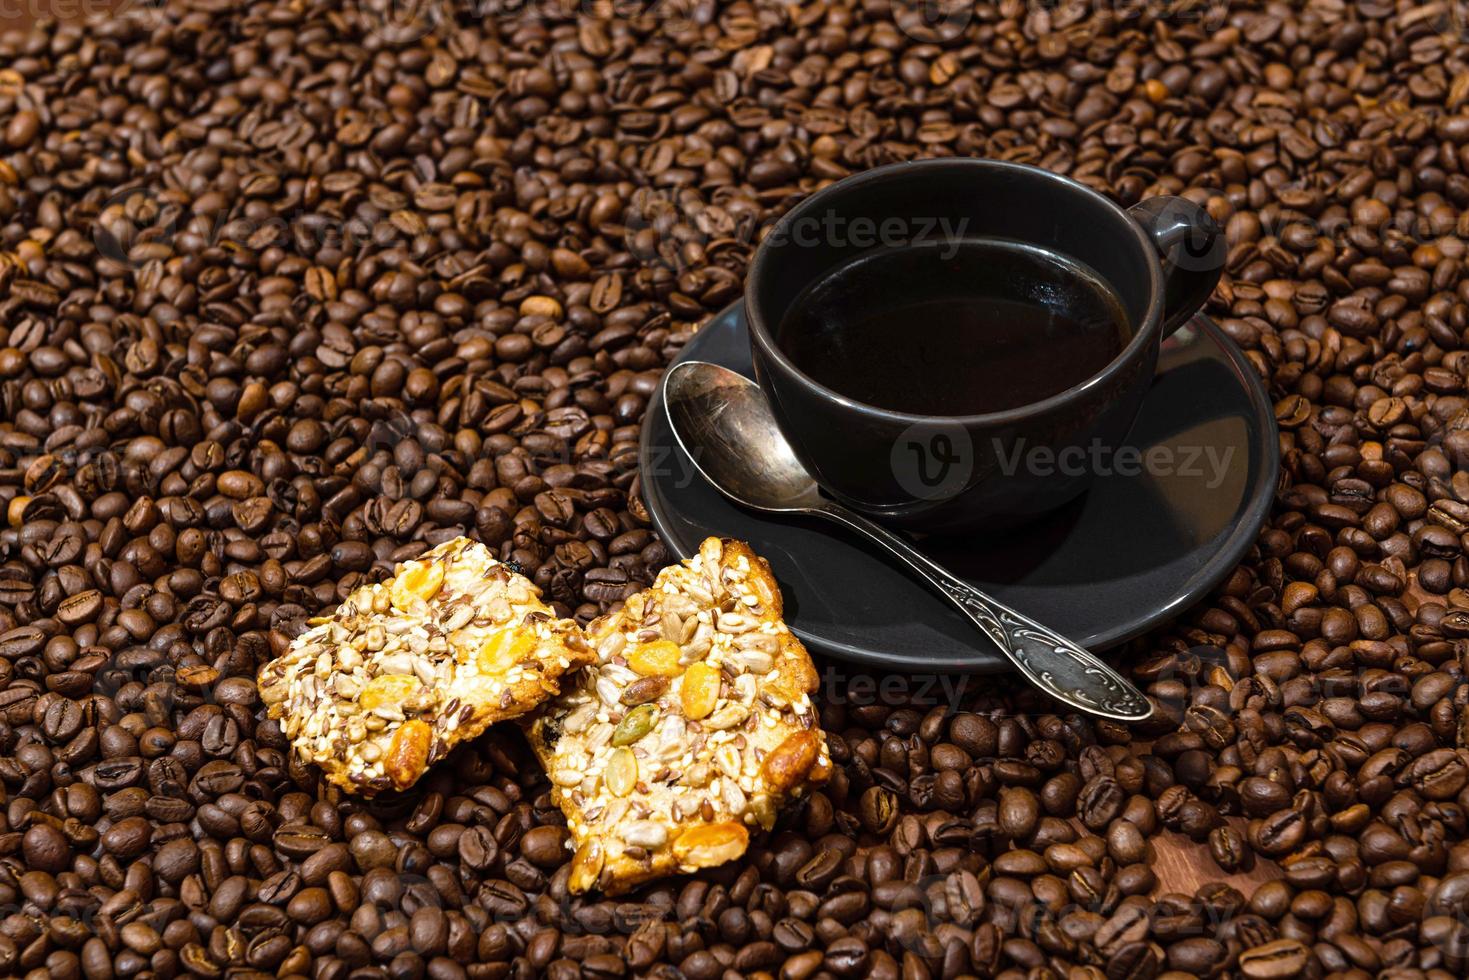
[{"x1": 814, "y1": 504, "x2": 1153, "y2": 721}]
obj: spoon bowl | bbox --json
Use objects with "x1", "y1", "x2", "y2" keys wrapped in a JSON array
[{"x1": 664, "y1": 361, "x2": 823, "y2": 511}]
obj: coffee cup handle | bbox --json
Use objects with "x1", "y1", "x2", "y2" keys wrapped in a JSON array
[{"x1": 1128, "y1": 196, "x2": 1225, "y2": 338}]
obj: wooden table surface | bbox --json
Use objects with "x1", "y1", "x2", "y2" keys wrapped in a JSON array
[
  {"x1": 0, "y1": 0, "x2": 121, "y2": 33},
  {"x1": 1150, "y1": 819, "x2": 1282, "y2": 896}
]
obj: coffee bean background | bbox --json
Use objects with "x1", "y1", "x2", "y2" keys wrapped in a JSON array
[{"x1": 0, "y1": 0, "x2": 1468, "y2": 978}]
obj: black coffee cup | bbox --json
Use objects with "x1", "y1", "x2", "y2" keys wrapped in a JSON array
[{"x1": 745, "y1": 158, "x2": 1224, "y2": 533}]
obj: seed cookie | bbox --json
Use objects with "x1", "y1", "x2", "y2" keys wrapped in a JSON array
[
  {"x1": 260, "y1": 537, "x2": 593, "y2": 795},
  {"x1": 527, "y1": 537, "x2": 831, "y2": 895}
]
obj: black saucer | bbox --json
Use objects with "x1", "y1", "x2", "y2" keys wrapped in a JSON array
[{"x1": 639, "y1": 303, "x2": 1278, "y2": 672}]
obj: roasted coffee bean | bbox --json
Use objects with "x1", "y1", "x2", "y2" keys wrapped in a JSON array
[
  {"x1": 22, "y1": 823, "x2": 71, "y2": 874},
  {"x1": 773, "y1": 918, "x2": 815, "y2": 953},
  {"x1": 1107, "y1": 940, "x2": 1160, "y2": 980},
  {"x1": 519, "y1": 826, "x2": 568, "y2": 868},
  {"x1": 999, "y1": 787, "x2": 1040, "y2": 841},
  {"x1": 1239, "y1": 938, "x2": 1312, "y2": 979},
  {"x1": 860, "y1": 787, "x2": 898, "y2": 835},
  {"x1": 1209, "y1": 826, "x2": 1251, "y2": 873},
  {"x1": 1251, "y1": 809, "x2": 1307, "y2": 857},
  {"x1": 1106, "y1": 821, "x2": 1147, "y2": 865},
  {"x1": 1078, "y1": 776, "x2": 1125, "y2": 830}
]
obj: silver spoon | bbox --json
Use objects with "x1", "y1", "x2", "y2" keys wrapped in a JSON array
[{"x1": 662, "y1": 360, "x2": 1152, "y2": 722}]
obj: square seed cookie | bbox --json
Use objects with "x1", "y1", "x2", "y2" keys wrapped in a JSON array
[
  {"x1": 527, "y1": 537, "x2": 831, "y2": 895},
  {"x1": 260, "y1": 537, "x2": 593, "y2": 795}
]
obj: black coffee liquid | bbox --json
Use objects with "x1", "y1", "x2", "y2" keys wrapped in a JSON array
[{"x1": 775, "y1": 238, "x2": 1130, "y2": 416}]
